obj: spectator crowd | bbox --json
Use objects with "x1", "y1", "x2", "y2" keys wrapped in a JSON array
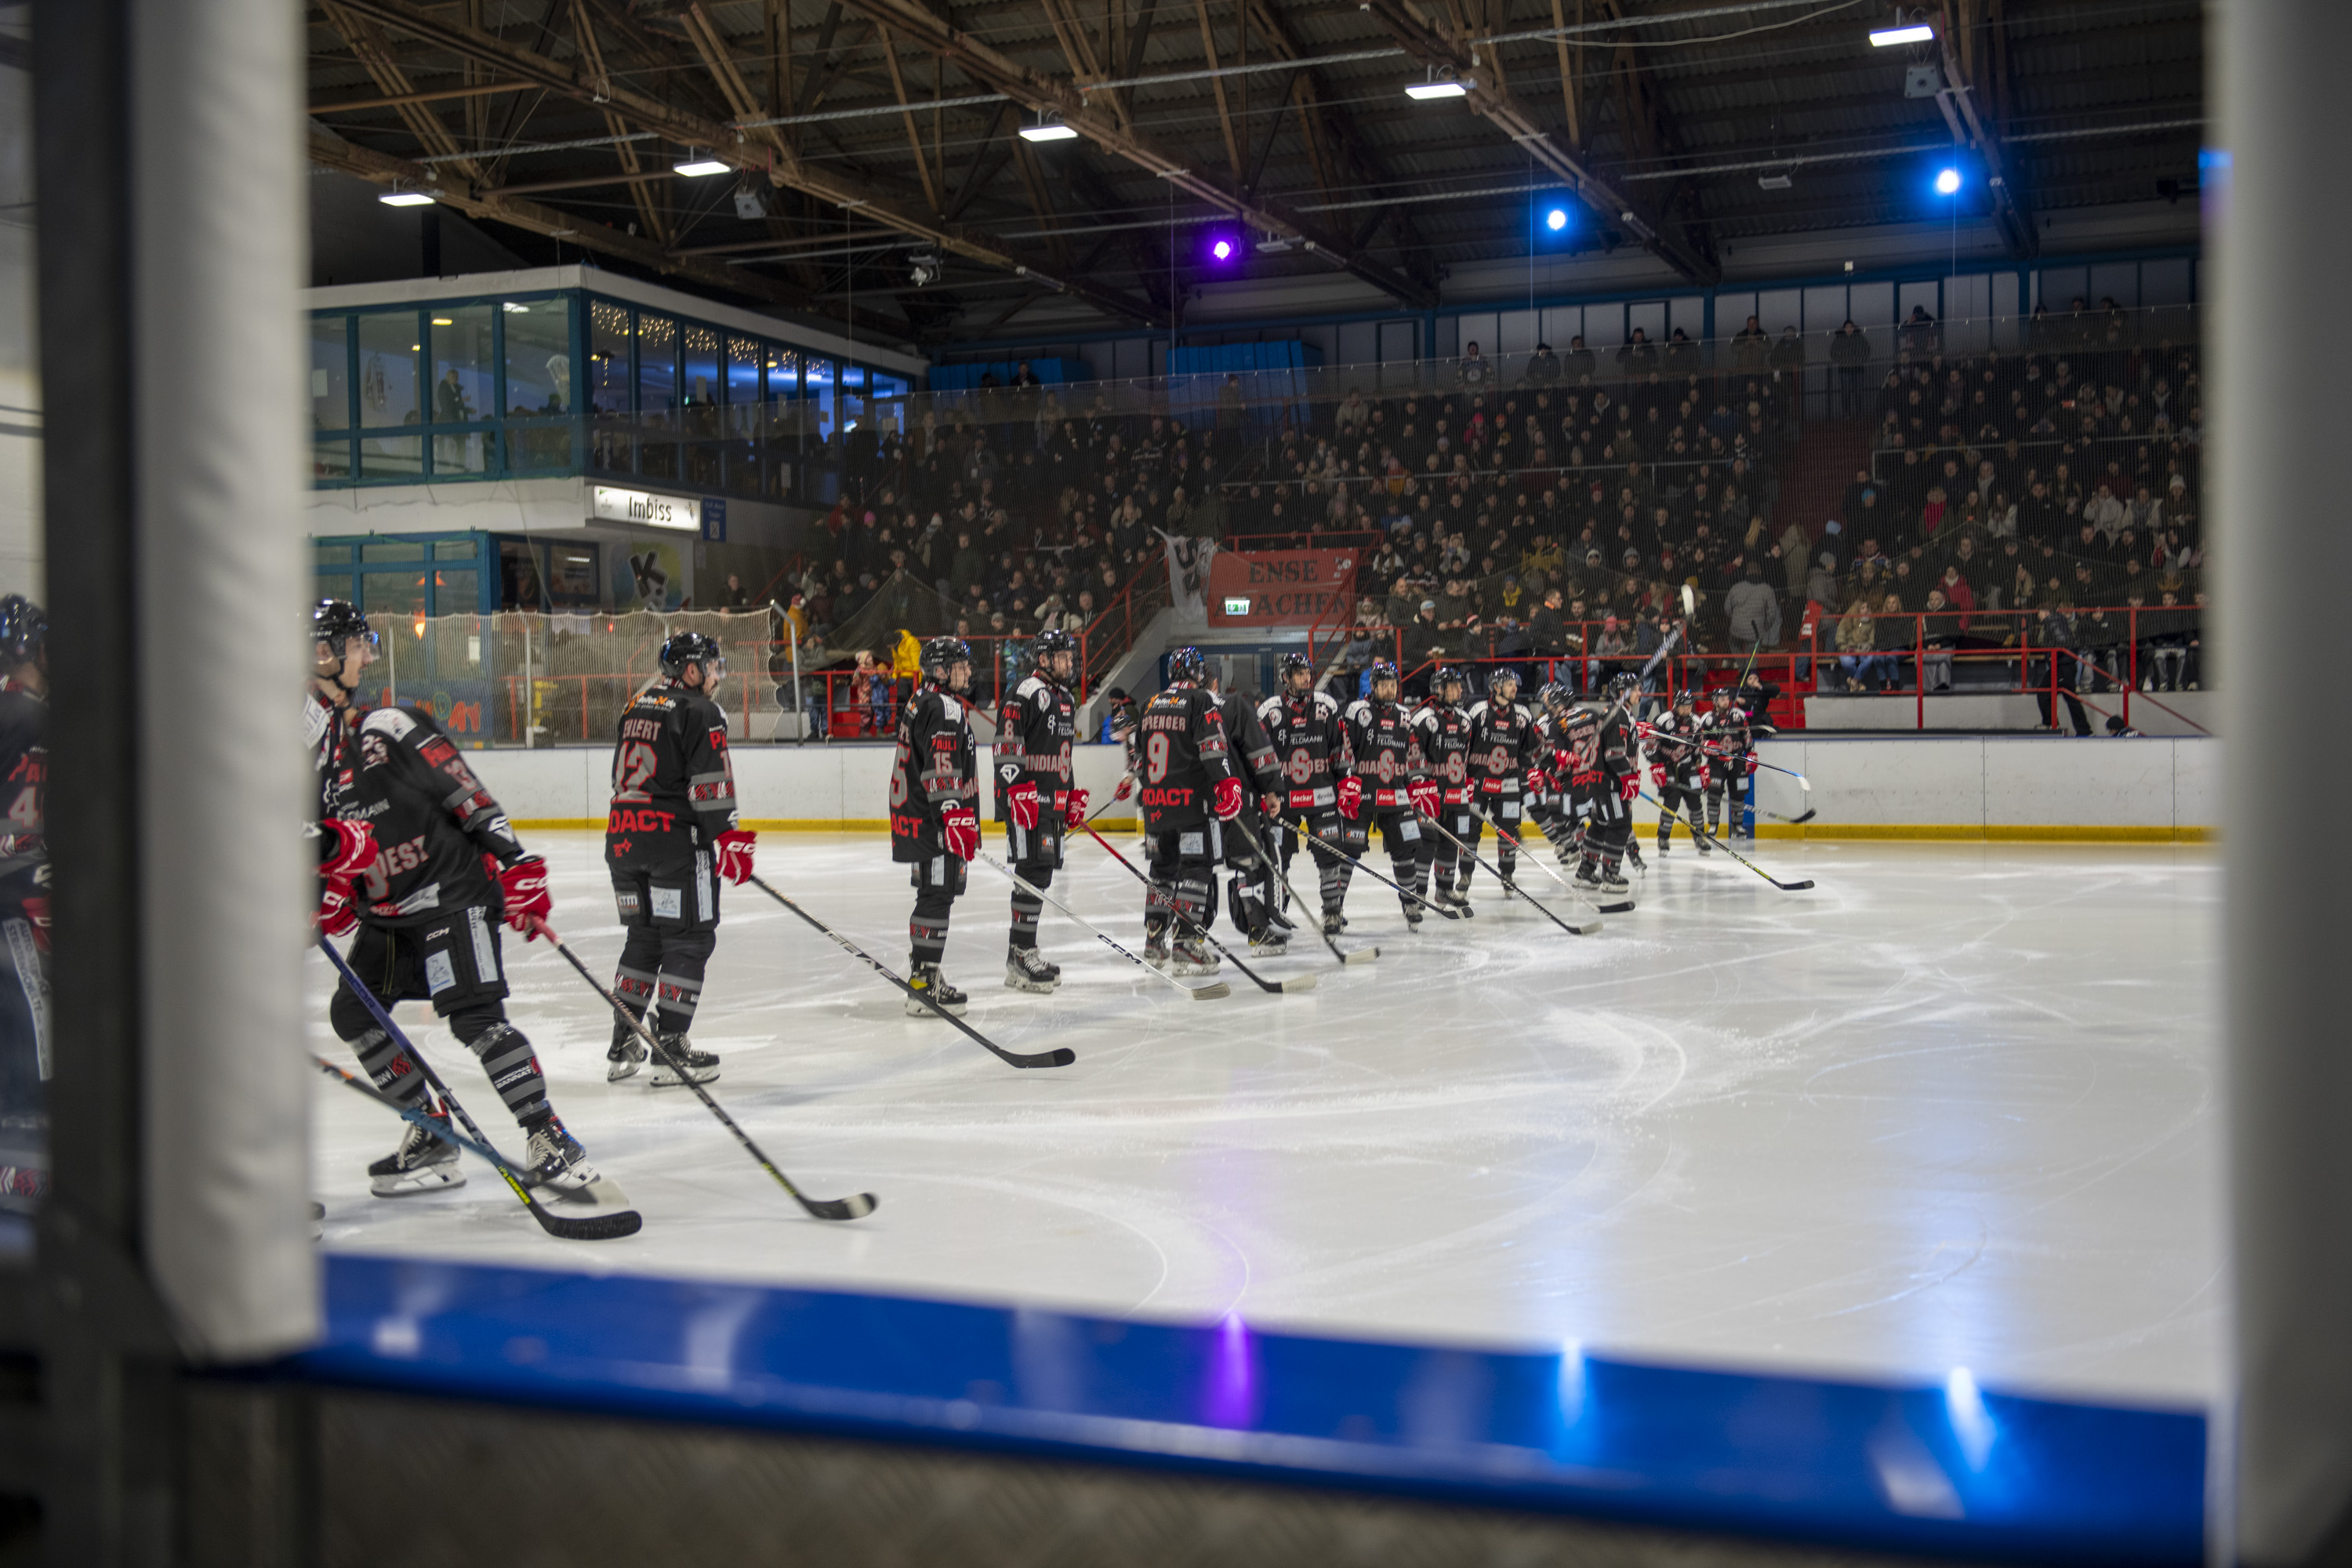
[{"x1": 760, "y1": 299, "x2": 2207, "y2": 735}]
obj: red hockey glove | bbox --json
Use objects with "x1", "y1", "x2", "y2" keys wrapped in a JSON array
[
  {"x1": 1619, "y1": 772, "x2": 1642, "y2": 804},
  {"x1": 941, "y1": 804, "x2": 979, "y2": 862},
  {"x1": 1747, "y1": 754, "x2": 1761, "y2": 776},
  {"x1": 1006, "y1": 779, "x2": 1040, "y2": 831},
  {"x1": 1700, "y1": 764, "x2": 1712, "y2": 788},
  {"x1": 316, "y1": 883, "x2": 358, "y2": 938},
  {"x1": 495, "y1": 855, "x2": 554, "y2": 940},
  {"x1": 320, "y1": 818, "x2": 376, "y2": 883},
  {"x1": 1063, "y1": 788, "x2": 1090, "y2": 829},
  {"x1": 714, "y1": 828, "x2": 757, "y2": 887},
  {"x1": 19, "y1": 894, "x2": 48, "y2": 954},
  {"x1": 1407, "y1": 779, "x2": 1439, "y2": 817},
  {"x1": 1649, "y1": 764, "x2": 1667, "y2": 792},
  {"x1": 1336, "y1": 775, "x2": 1363, "y2": 820},
  {"x1": 1112, "y1": 773, "x2": 1134, "y2": 801},
  {"x1": 1524, "y1": 767, "x2": 1549, "y2": 796},
  {"x1": 1212, "y1": 775, "x2": 1245, "y2": 820}
]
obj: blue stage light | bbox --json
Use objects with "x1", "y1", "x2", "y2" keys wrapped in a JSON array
[
  {"x1": 1935, "y1": 167, "x2": 1962, "y2": 196},
  {"x1": 1545, "y1": 208, "x2": 1569, "y2": 232}
]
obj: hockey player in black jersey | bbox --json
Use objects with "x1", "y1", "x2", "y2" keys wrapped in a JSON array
[
  {"x1": 892, "y1": 637, "x2": 982, "y2": 1015},
  {"x1": 1643, "y1": 687, "x2": 1708, "y2": 855},
  {"x1": 1256, "y1": 652, "x2": 1355, "y2": 933},
  {"x1": 1462, "y1": 666, "x2": 1541, "y2": 899},
  {"x1": 995, "y1": 627, "x2": 1087, "y2": 993},
  {"x1": 1698, "y1": 684, "x2": 1773, "y2": 839},
  {"x1": 1136, "y1": 647, "x2": 1243, "y2": 975},
  {"x1": 1410, "y1": 666, "x2": 1478, "y2": 914},
  {"x1": 307, "y1": 600, "x2": 601, "y2": 1199},
  {"x1": 1203, "y1": 666, "x2": 1289, "y2": 953},
  {"x1": 604, "y1": 631, "x2": 753, "y2": 1087},
  {"x1": 1574, "y1": 673, "x2": 1644, "y2": 905},
  {"x1": 1526, "y1": 682, "x2": 1581, "y2": 866},
  {"x1": 1341, "y1": 660, "x2": 1439, "y2": 929},
  {"x1": 0, "y1": 596, "x2": 48, "y2": 1210}
]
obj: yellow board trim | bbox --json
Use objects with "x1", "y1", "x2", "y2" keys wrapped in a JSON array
[{"x1": 514, "y1": 817, "x2": 1156, "y2": 833}]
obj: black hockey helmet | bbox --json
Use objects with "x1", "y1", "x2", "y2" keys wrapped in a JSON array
[
  {"x1": 1278, "y1": 650, "x2": 1314, "y2": 680},
  {"x1": 1673, "y1": 685, "x2": 1697, "y2": 709},
  {"x1": 1606, "y1": 672, "x2": 1642, "y2": 704},
  {"x1": 1434, "y1": 664, "x2": 1467, "y2": 696},
  {"x1": 922, "y1": 635, "x2": 973, "y2": 681},
  {"x1": 1711, "y1": 684, "x2": 1736, "y2": 705},
  {"x1": 310, "y1": 598, "x2": 377, "y2": 661},
  {"x1": 1167, "y1": 646, "x2": 1208, "y2": 684},
  {"x1": 0, "y1": 595, "x2": 45, "y2": 666},
  {"x1": 1488, "y1": 666, "x2": 1521, "y2": 693},
  {"x1": 1033, "y1": 626, "x2": 1079, "y2": 662},
  {"x1": 1367, "y1": 659, "x2": 1400, "y2": 690},
  {"x1": 658, "y1": 630, "x2": 725, "y2": 681},
  {"x1": 1537, "y1": 680, "x2": 1571, "y2": 709}
]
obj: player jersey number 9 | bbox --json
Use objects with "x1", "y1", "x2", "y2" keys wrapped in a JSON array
[
  {"x1": 1145, "y1": 730, "x2": 1172, "y2": 784},
  {"x1": 613, "y1": 739, "x2": 658, "y2": 803}
]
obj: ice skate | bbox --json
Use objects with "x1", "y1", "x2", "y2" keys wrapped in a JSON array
[
  {"x1": 522, "y1": 1118, "x2": 600, "y2": 1196},
  {"x1": 1143, "y1": 935, "x2": 1171, "y2": 969},
  {"x1": 1169, "y1": 935, "x2": 1221, "y2": 976},
  {"x1": 1248, "y1": 928, "x2": 1290, "y2": 956},
  {"x1": 905, "y1": 963, "x2": 968, "y2": 1016},
  {"x1": 1321, "y1": 912, "x2": 1344, "y2": 936},
  {"x1": 604, "y1": 1026, "x2": 647, "y2": 1082},
  {"x1": 1004, "y1": 945, "x2": 1062, "y2": 993},
  {"x1": 651, "y1": 1031, "x2": 720, "y2": 1087},
  {"x1": 1402, "y1": 898, "x2": 1424, "y2": 929},
  {"x1": 369, "y1": 1105, "x2": 464, "y2": 1197}
]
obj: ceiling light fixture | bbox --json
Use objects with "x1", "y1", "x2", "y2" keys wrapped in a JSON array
[
  {"x1": 1019, "y1": 115, "x2": 1080, "y2": 142},
  {"x1": 1404, "y1": 74, "x2": 1468, "y2": 101},
  {"x1": 673, "y1": 153, "x2": 731, "y2": 176},
  {"x1": 1869, "y1": 23, "x2": 1935, "y2": 45},
  {"x1": 378, "y1": 186, "x2": 435, "y2": 207}
]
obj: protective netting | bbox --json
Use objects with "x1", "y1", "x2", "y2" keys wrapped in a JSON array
[{"x1": 355, "y1": 608, "x2": 790, "y2": 747}]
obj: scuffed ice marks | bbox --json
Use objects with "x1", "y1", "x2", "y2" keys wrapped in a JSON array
[{"x1": 307, "y1": 833, "x2": 2220, "y2": 1406}]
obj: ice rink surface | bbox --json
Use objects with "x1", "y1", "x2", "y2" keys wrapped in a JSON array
[{"x1": 310, "y1": 831, "x2": 2220, "y2": 1409}]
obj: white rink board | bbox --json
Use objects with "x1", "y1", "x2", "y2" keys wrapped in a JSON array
[
  {"x1": 464, "y1": 735, "x2": 2218, "y2": 838},
  {"x1": 310, "y1": 833, "x2": 2222, "y2": 1408}
]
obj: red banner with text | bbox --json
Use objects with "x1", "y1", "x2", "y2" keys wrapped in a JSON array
[{"x1": 1205, "y1": 548, "x2": 1359, "y2": 627}]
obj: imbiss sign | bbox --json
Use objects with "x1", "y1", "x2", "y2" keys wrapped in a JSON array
[
  {"x1": 1207, "y1": 549, "x2": 1358, "y2": 626},
  {"x1": 590, "y1": 485, "x2": 699, "y2": 532}
]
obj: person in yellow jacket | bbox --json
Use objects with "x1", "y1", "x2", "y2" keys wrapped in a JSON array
[{"x1": 891, "y1": 629, "x2": 923, "y2": 721}]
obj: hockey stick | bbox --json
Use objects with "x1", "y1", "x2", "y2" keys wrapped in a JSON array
[
  {"x1": 1271, "y1": 815, "x2": 1461, "y2": 921},
  {"x1": 1468, "y1": 801, "x2": 1611, "y2": 914},
  {"x1": 315, "y1": 937, "x2": 642, "y2": 1240},
  {"x1": 974, "y1": 848, "x2": 1231, "y2": 1000},
  {"x1": 746, "y1": 873, "x2": 1076, "y2": 1069},
  {"x1": 1087, "y1": 781, "x2": 1132, "y2": 823},
  {"x1": 545, "y1": 937, "x2": 879, "y2": 1222},
  {"x1": 1745, "y1": 757, "x2": 1816, "y2": 822},
  {"x1": 1416, "y1": 808, "x2": 1601, "y2": 936},
  {"x1": 304, "y1": 1053, "x2": 645, "y2": 1240},
  {"x1": 1641, "y1": 791, "x2": 1815, "y2": 891},
  {"x1": 1228, "y1": 815, "x2": 1377, "y2": 967},
  {"x1": 1079, "y1": 824, "x2": 1316, "y2": 994}
]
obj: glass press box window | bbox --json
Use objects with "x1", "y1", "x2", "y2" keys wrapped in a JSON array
[{"x1": 306, "y1": 285, "x2": 921, "y2": 502}]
